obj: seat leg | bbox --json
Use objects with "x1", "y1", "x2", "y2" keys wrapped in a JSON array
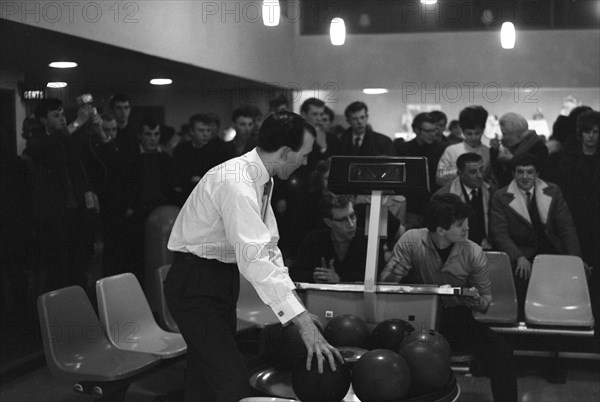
[{"x1": 546, "y1": 341, "x2": 566, "y2": 384}]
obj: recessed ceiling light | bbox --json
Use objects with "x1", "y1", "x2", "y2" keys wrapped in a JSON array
[
  {"x1": 330, "y1": 17, "x2": 346, "y2": 46},
  {"x1": 363, "y1": 88, "x2": 389, "y2": 95},
  {"x1": 421, "y1": 0, "x2": 438, "y2": 5},
  {"x1": 150, "y1": 78, "x2": 173, "y2": 85},
  {"x1": 47, "y1": 82, "x2": 68, "y2": 88},
  {"x1": 262, "y1": 0, "x2": 280, "y2": 27},
  {"x1": 49, "y1": 61, "x2": 78, "y2": 68},
  {"x1": 501, "y1": 22, "x2": 516, "y2": 49}
]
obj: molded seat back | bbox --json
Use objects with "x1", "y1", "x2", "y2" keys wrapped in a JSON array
[
  {"x1": 474, "y1": 252, "x2": 518, "y2": 325},
  {"x1": 525, "y1": 254, "x2": 594, "y2": 327},
  {"x1": 96, "y1": 273, "x2": 186, "y2": 357},
  {"x1": 237, "y1": 276, "x2": 279, "y2": 328},
  {"x1": 38, "y1": 286, "x2": 158, "y2": 381},
  {"x1": 155, "y1": 265, "x2": 179, "y2": 333}
]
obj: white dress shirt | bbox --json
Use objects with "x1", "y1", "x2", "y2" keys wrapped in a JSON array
[{"x1": 168, "y1": 149, "x2": 305, "y2": 324}]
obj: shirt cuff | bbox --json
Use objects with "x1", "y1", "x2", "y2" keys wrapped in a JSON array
[{"x1": 269, "y1": 294, "x2": 306, "y2": 325}]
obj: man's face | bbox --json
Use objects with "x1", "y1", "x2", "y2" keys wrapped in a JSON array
[
  {"x1": 233, "y1": 116, "x2": 254, "y2": 138},
  {"x1": 416, "y1": 122, "x2": 436, "y2": 144},
  {"x1": 326, "y1": 204, "x2": 357, "y2": 241},
  {"x1": 458, "y1": 161, "x2": 484, "y2": 189},
  {"x1": 191, "y1": 121, "x2": 212, "y2": 147},
  {"x1": 440, "y1": 218, "x2": 469, "y2": 244},
  {"x1": 278, "y1": 131, "x2": 314, "y2": 180},
  {"x1": 139, "y1": 125, "x2": 161, "y2": 152},
  {"x1": 303, "y1": 105, "x2": 324, "y2": 127},
  {"x1": 582, "y1": 125, "x2": 599, "y2": 150},
  {"x1": 347, "y1": 109, "x2": 368, "y2": 136},
  {"x1": 102, "y1": 119, "x2": 118, "y2": 140},
  {"x1": 434, "y1": 118, "x2": 447, "y2": 137},
  {"x1": 449, "y1": 125, "x2": 462, "y2": 138},
  {"x1": 513, "y1": 165, "x2": 538, "y2": 191},
  {"x1": 500, "y1": 125, "x2": 521, "y2": 148},
  {"x1": 463, "y1": 127, "x2": 484, "y2": 148},
  {"x1": 112, "y1": 101, "x2": 131, "y2": 125},
  {"x1": 42, "y1": 107, "x2": 67, "y2": 133}
]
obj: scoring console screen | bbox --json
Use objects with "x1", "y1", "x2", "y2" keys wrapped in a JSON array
[{"x1": 348, "y1": 163, "x2": 406, "y2": 184}]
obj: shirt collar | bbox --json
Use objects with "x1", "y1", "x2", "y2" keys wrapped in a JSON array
[{"x1": 245, "y1": 148, "x2": 272, "y2": 187}]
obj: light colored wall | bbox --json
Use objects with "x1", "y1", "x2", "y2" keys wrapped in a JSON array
[{"x1": 0, "y1": 0, "x2": 297, "y2": 84}]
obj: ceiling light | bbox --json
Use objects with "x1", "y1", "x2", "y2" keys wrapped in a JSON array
[
  {"x1": 363, "y1": 88, "x2": 389, "y2": 95},
  {"x1": 49, "y1": 61, "x2": 78, "y2": 68},
  {"x1": 150, "y1": 78, "x2": 173, "y2": 85},
  {"x1": 420, "y1": 0, "x2": 438, "y2": 5},
  {"x1": 47, "y1": 82, "x2": 68, "y2": 88},
  {"x1": 500, "y1": 22, "x2": 516, "y2": 49},
  {"x1": 330, "y1": 17, "x2": 346, "y2": 46},
  {"x1": 262, "y1": 0, "x2": 280, "y2": 27}
]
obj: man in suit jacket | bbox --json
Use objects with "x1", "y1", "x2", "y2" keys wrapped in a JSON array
[
  {"x1": 336, "y1": 101, "x2": 393, "y2": 156},
  {"x1": 434, "y1": 152, "x2": 493, "y2": 249},
  {"x1": 490, "y1": 153, "x2": 581, "y2": 319}
]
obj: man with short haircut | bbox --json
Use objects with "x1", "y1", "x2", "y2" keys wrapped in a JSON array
[
  {"x1": 446, "y1": 120, "x2": 464, "y2": 145},
  {"x1": 396, "y1": 112, "x2": 446, "y2": 225},
  {"x1": 109, "y1": 93, "x2": 136, "y2": 151},
  {"x1": 429, "y1": 110, "x2": 448, "y2": 144},
  {"x1": 437, "y1": 106, "x2": 491, "y2": 186},
  {"x1": 290, "y1": 193, "x2": 385, "y2": 284},
  {"x1": 119, "y1": 119, "x2": 172, "y2": 282},
  {"x1": 491, "y1": 112, "x2": 548, "y2": 187},
  {"x1": 337, "y1": 101, "x2": 393, "y2": 156},
  {"x1": 165, "y1": 112, "x2": 343, "y2": 402},
  {"x1": 229, "y1": 106, "x2": 256, "y2": 155},
  {"x1": 435, "y1": 153, "x2": 493, "y2": 249},
  {"x1": 380, "y1": 194, "x2": 517, "y2": 402},
  {"x1": 322, "y1": 106, "x2": 335, "y2": 135},
  {"x1": 269, "y1": 94, "x2": 289, "y2": 113},
  {"x1": 490, "y1": 154, "x2": 581, "y2": 319},
  {"x1": 25, "y1": 98, "x2": 96, "y2": 291},
  {"x1": 171, "y1": 113, "x2": 236, "y2": 205}
]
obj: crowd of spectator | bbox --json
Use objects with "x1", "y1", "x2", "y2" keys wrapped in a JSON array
[{"x1": 1, "y1": 93, "x2": 598, "y2": 346}]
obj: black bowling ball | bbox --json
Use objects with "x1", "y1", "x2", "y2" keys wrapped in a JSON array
[
  {"x1": 369, "y1": 319, "x2": 415, "y2": 351},
  {"x1": 292, "y1": 355, "x2": 351, "y2": 402}
]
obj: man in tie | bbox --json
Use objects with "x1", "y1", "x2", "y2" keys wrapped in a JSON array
[
  {"x1": 490, "y1": 154, "x2": 582, "y2": 319},
  {"x1": 165, "y1": 112, "x2": 343, "y2": 402},
  {"x1": 337, "y1": 101, "x2": 393, "y2": 156},
  {"x1": 434, "y1": 152, "x2": 493, "y2": 249}
]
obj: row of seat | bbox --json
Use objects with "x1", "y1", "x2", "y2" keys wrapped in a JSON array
[{"x1": 474, "y1": 253, "x2": 594, "y2": 332}]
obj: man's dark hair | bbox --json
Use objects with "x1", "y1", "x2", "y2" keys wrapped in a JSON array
[
  {"x1": 257, "y1": 111, "x2": 316, "y2": 152},
  {"x1": 140, "y1": 118, "x2": 160, "y2": 132},
  {"x1": 101, "y1": 113, "x2": 116, "y2": 122},
  {"x1": 34, "y1": 98, "x2": 62, "y2": 120},
  {"x1": 109, "y1": 93, "x2": 131, "y2": 109},
  {"x1": 300, "y1": 98, "x2": 325, "y2": 115},
  {"x1": 344, "y1": 101, "x2": 368, "y2": 119},
  {"x1": 323, "y1": 106, "x2": 335, "y2": 122},
  {"x1": 429, "y1": 110, "x2": 447, "y2": 125},
  {"x1": 456, "y1": 152, "x2": 483, "y2": 171},
  {"x1": 425, "y1": 194, "x2": 473, "y2": 232},
  {"x1": 459, "y1": 106, "x2": 488, "y2": 131},
  {"x1": 576, "y1": 110, "x2": 600, "y2": 137},
  {"x1": 269, "y1": 94, "x2": 289, "y2": 110},
  {"x1": 411, "y1": 112, "x2": 435, "y2": 131},
  {"x1": 189, "y1": 113, "x2": 215, "y2": 127},
  {"x1": 320, "y1": 192, "x2": 351, "y2": 219},
  {"x1": 232, "y1": 106, "x2": 255, "y2": 122},
  {"x1": 448, "y1": 120, "x2": 460, "y2": 130},
  {"x1": 510, "y1": 153, "x2": 540, "y2": 173}
]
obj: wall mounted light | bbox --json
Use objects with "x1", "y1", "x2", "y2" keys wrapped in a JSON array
[
  {"x1": 262, "y1": 0, "x2": 280, "y2": 27},
  {"x1": 330, "y1": 17, "x2": 346, "y2": 46},
  {"x1": 501, "y1": 22, "x2": 516, "y2": 49},
  {"x1": 363, "y1": 88, "x2": 389, "y2": 95},
  {"x1": 150, "y1": 78, "x2": 173, "y2": 85},
  {"x1": 47, "y1": 82, "x2": 68, "y2": 88},
  {"x1": 49, "y1": 61, "x2": 78, "y2": 68}
]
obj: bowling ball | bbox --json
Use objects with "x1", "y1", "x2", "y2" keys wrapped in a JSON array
[
  {"x1": 402, "y1": 329, "x2": 452, "y2": 360},
  {"x1": 323, "y1": 315, "x2": 370, "y2": 348},
  {"x1": 337, "y1": 346, "x2": 368, "y2": 369},
  {"x1": 351, "y1": 349, "x2": 411, "y2": 402},
  {"x1": 369, "y1": 319, "x2": 415, "y2": 351},
  {"x1": 292, "y1": 355, "x2": 351, "y2": 402},
  {"x1": 399, "y1": 341, "x2": 452, "y2": 397}
]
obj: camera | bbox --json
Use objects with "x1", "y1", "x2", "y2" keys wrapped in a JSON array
[{"x1": 76, "y1": 93, "x2": 94, "y2": 106}]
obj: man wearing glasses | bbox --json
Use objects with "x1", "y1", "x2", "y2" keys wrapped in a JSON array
[{"x1": 290, "y1": 193, "x2": 385, "y2": 283}]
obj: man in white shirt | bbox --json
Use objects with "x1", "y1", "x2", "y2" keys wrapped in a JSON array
[
  {"x1": 165, "y1": 112, "x2": 343, "y2": 402},
  {"x1": 437, "y1": 106, "x2": 491, "y2": 186}
]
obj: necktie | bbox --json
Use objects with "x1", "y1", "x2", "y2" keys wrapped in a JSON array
[
  {"x1": 261, "y1": 179, "x2": 272, "y2": 222},
  {"x1": 353, "y1": 136, "x2": 361, "y2": 154},
  {"x1": 471, "y1": 189, "x2": 478, "y2": 203},
  {"x1": 525, "y1": 191, "x2": 532, "y2": 207}
]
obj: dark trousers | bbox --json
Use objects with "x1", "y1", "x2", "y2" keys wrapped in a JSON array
[
  {"x1": 440, "y1": 306, "x2": 518, "y2": 402},
  {"x1": 164, "y1": 252, "x2": 251, "y2": 402}
]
